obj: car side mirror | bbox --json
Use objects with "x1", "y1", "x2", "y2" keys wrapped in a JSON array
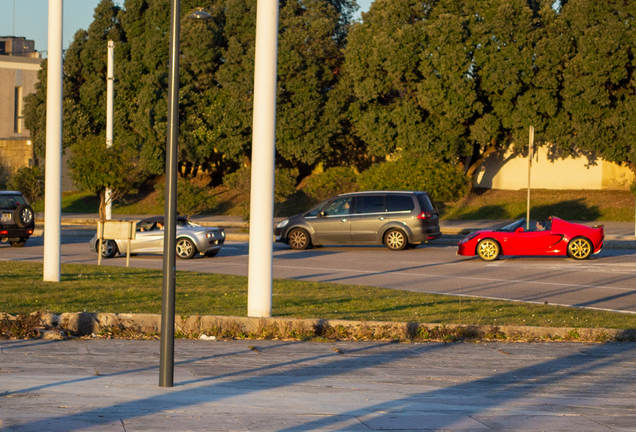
[
  {"x1": 318, "y1": 211, "x2": 326, "y2": 218},
  {"x1": 515, "y1": 227, "x2": 524, "y2": 233}
]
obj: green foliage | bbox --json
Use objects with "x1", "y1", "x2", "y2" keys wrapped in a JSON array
[
  {"x1": 302, "y1": 167, "x2": 358, "y2": 201},
  {"x1": 8, "y1": 167, "x2": 45, "y2": 206},
  {"x1": 154, "y1": 178, "x2": 217, "y2": 218},
  {"x1": 358, "y1": 157, "x2": 470, "y2": 203},
  {"x1": 67, "y1": 136, "x2": 142, "y2": 220},
  {"x1": 223, "y1": 166, "x2": 299, "y2": 204}
]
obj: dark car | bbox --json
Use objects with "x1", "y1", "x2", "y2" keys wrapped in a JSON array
[
  {"x1": 0, "y1": 191, "x2": 35, "y2": 247},
  {"x1": 274, "y1": 191, "x2": 441, "y2": 250}
]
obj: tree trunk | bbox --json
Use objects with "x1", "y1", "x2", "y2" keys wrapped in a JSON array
[
  {"x1": 466, "y1": 145, "x2": 498, "y2": 180},
  {"x1": 98, "y1": 191, "x2": 106, "y2": 222}
]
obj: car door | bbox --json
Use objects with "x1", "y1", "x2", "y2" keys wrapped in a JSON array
[
  {"x1": 350, "y1": 195, "x2": 386, "y2": 243},
  {"x1": 131, "y1": 222, "x2": 163, "y2": 253},
  {"x1": 313, "y1": 197, "x2": 352, "y2": 244},
  {"x1": 508, "y1": 225, "x2": 563, "y2": 255}
]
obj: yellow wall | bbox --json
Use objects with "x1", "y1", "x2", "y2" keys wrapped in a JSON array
[{"x1": 474, "y1": 147, "x2": 634, "y2": 190}]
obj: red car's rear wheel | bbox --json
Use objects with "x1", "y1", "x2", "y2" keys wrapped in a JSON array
[{"x1": 568, "y1": 237, "x2": 592, "y2": 260}]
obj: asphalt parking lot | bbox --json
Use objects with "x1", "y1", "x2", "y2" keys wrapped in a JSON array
[{"x1": 3, "y1": 235, "x2": 636, "y2": 313}]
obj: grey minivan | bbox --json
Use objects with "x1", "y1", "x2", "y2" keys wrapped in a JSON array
[{"x1": 274, "y1": 191, "x2": 441, "y2": 250}]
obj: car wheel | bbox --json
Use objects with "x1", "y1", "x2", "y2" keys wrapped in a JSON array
[
  {"x1": 204, "y1": 250, "x2": 219, "y2": 258},
  {"x1": 567, "y1": 236, "x2": 592, "y2": 260},
  {"x1": 10, "y1": 238, "x2": 27, "y2": 248},
  {"x1": 14, "y1": 204, "x2": 34, "y2": 228},
  {"x1": 384, "y1": 229, "x2": 408, "y2": 251},
  {"x1": 288, "y1": 228, "x2": 311, "y2": 250},
  {"x1": 477, "y1": 239, "x2": 500, "y2": 261},
  {"x1": 176, "y1": 237, "x2": 197, "y2": 259},
  {"x1": 98, "y1": 240, "x2": 118, "y2": 258}
]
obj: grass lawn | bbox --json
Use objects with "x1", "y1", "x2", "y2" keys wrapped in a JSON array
[
  {"x1": 45, "y1": 187, "x2": 635, "y2": 222},
  {"x1": 441, "y1": 189, "x2": 636, "y2": 221},
  {"x1": 2, "y1": 261, "x2": 635, "y2": 330}
]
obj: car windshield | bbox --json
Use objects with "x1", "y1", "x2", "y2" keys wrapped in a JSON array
[
  {"x1": 497, "y1": 219, "x2": 525, "y2": 232},
  {"x1": 0, "y1": 194, "x2": 27, "y2": 210}
]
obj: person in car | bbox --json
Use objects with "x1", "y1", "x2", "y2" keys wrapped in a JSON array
[{"x1": 535, "y1": 220, "x2": 547, "y2": 231}]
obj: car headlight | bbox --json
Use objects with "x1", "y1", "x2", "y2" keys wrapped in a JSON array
[
  {"x1": 277, "y1": 219, "x2": 289, "y2": 228},
  {"x1": 221, "y1": 230, "x2": 225, "y2": 237}
]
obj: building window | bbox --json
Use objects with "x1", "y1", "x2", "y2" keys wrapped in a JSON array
[{"x1": 14, "y1": 86, "x2": 23, "y2": 134}]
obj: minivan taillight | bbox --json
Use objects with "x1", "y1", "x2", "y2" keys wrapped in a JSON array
[{"x1": 417, "y1": 211, "x2": 431, "y2": 220}]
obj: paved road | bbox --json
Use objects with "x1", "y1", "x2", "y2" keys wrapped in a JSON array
[
  {"x1": 2, "y1": 339, "x2": 636, "y2": 431},
  {"x1": 3, "y1": 235, "x2": 636, "y2": 314}
]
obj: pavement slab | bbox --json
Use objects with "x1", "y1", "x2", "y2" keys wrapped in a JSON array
[{"x1": 2, "y1": 339, "x2": 636, "y2": 431}]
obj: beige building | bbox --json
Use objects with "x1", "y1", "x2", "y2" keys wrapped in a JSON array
[
  {"x1": 475, "y1": 146, "x2": 635, "y2": 190},
  {"x1": 0, "y1": 37, "x2": 42, "y2": 184}
]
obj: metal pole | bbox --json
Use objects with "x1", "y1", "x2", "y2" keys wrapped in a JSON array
[
  {"x1": 159, "y1": 0, "x2": 181, "y2": 388},
  {"x1": 247, "y1": 0, "x2": 279, "y2": 318},
  {"x1": 527, "y1": 126, "x2": 534, "y2": 231},
  {"x1": 105, "y1": 40, "x2": 114, "y2": 220},
  {"x1": 43, "y1": 0, "x2": 63, "y2": 282}
]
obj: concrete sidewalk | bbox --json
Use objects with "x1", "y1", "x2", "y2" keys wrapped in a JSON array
[{"x1": 1, "y1": 338, "x2": 635, "y2": 431}]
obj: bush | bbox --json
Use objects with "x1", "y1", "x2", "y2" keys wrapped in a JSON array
[
  {"x1": 155, "y1": 178, "x2": 217, "y2": 218},
  {"x1": 302, "y1": 167, "x2": 358, "y2": 201},
  {"x1": 8, "y1": 166, "x2": 45, "y2": 206},
  {"x1": 223, "y1": 166, "x2": 299, "y2": 204},
  {"x1": 358, "y1": 157, "x2": 470, "y2": 203}
]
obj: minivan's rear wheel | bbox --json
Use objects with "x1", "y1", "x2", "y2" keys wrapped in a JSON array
[
  {"x1": 176, "y1": 238, "x2": 197, "y2": 259},
  {"x1": 477, "y1": 239, "x2": 500, "y2": 261},
  {"x1": 568, "y1": 237, "x2": 592, "y2": 260},
  {"x1": 385, "y1": 229, "x2": 407, "y2": 251},
  {"x1": 288, "y1": 228, "x2": 310, "y2": 250}
]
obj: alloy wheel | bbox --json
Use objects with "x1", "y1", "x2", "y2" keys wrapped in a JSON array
[
  {"x1": 477, "y1": 239, "x2": 499, "y2": 261},
  {"x1": 289, "y1": 229, "x2": 308, "y2": 250},
  {"x1": 386, "y1": 230, "x2": 406, "y2": 250},
  {"x1": 568, "y1": 238, "x2": 591, "y2": 260}
]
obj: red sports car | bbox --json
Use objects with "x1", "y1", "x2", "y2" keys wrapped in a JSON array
[{"x1": 457, "y1": 217, "x2": 604, "y2": 261}]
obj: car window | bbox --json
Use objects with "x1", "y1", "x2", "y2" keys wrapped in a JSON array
[
  {"x1": 0, "y1": 194, "x2": 26, "y2": 210},
  {"x1": 137, "y1": 221, "x2": 156, "y2": 232},
  {"x1": 387, "y1": 195, "x2": 414, "y2": 212},
  {"x1": 322, "y1": 197, "x2": 352, "y2": 216},
  {"x1": 416, "y1": 194, "x2": 435, "y2": 213},
  {"x1": 306, "y1": 200, "x2": 329, "y2": 217},
  {"x1": 353, "y1": 195, "x2": 385, "y2": 214}
]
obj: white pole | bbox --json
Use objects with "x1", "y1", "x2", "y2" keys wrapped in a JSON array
[
  {"x1": 526, "y1": 126, "x2": 534, "y2": 231},
  {"x1": 105, "y1": 40, "x2": 114, "y2": 220},
  {"x1": 247, "y1": 0, "x2": 279, "y2": 318},
  {"x1": 43, "y1": 0, "x2": 63, "y2": 282}
]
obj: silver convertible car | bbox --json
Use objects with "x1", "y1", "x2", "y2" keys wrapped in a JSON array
[{"x1": 89, "y1": 216, "x2": 225, "y2": 259}]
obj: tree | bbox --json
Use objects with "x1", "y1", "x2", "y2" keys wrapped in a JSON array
[
  {"x1": 67, "y1": 136, "x2": 142, "y2": 221},
  {"x1": 556, "y1": 0, "x2": 636, "y2": 169},
  {"x1": 8, "y1": 167, "x2": 45, "y2": 207}
]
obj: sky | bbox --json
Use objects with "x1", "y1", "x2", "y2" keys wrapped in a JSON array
[{"x1": 0, "y1": 0, "x2": 373, "y2": 57}]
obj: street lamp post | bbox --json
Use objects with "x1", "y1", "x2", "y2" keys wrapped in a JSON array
[
  {"x1": 159, "y1": 3, "x2": 213, "y2": 389},
  {"x1": 159, "y1": 0, "x2": 181, "y2": 389}
]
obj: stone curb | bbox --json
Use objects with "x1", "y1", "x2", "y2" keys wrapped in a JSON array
[{"x1": 14, "y1": 312, "x2": 635, "y2": 342}]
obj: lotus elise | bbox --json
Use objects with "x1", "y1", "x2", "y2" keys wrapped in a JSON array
[{"x1": 457, "y1": 217, "x2": 604, "y2": 261}]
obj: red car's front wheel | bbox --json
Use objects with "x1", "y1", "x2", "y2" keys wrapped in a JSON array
[
  {"x1": 568, "y1": 237, "x2": 592, "y2": 260},
  {"x1": 477, "y1": 239, "x2": 500, "y2": 261}
]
